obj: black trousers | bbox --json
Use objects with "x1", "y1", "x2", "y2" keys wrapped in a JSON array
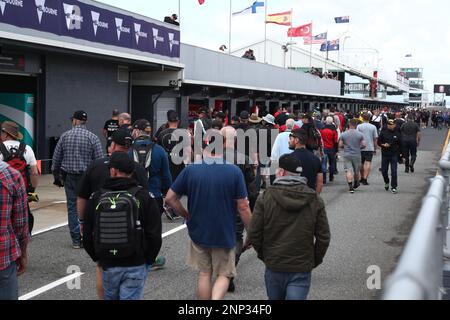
[
  {"x1": 402, "y1": 141, "x2": 418, "y2": 167},
  {"x1": 381, "y1": 154, "x2": 398, "y2": 189}
]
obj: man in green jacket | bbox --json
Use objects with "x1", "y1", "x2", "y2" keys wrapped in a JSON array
[{"x1": 249, "y1": 153, "x2": 330, "y2": 300}]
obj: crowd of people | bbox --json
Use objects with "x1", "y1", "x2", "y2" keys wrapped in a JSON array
[{"x1": 0, "y1": 103, "x2": 427, "y2": 301}]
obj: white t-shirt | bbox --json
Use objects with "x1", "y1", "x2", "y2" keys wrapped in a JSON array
[{"x1": 0, "y1": 140, "x2": 37, "y2": 166}]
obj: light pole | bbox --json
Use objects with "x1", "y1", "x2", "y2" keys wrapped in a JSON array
[{"x1": 282, "y1": 42, "x2": 296, "y2": 68}]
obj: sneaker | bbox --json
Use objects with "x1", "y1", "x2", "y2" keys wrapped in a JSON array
[
  {"x1": 227, "y1": 278, "x2": 235, "y2": 293},
  {"x1": 151, "y1": 256, "x2": 166, "y2": 270},
  {"x1": 405, "y1": 167, "x2": 409, "y2": 173},
  {"x1": 361, "y1": 179, "x2": 369, "y2": 186},
  {"x1": 391, "y1": 188, "x2": 398, "y2": 194},
  {"x1": 349, "y1": 188, "x2": 355, "y2": 194},
  {"x1": 353, "y1": 181, "x2": 360, "y2": 190},
  {"x1": 385, "y1": 183, "x2": 389, "y2": 191},
  {"x1": 410, "y1": 165, "x2": 414, "y2": 173},
  {"x1": 72, "y1": 243, "x2": 82, "y2": 249}
]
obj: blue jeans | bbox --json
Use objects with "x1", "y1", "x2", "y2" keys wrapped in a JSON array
[
  {"x1": 64, "y1": 173, "x2": 82, "y2": 245},
  {"x1": 322, "y1": 148, "x2": 336, "y2": 182},
  {"x1": 265, "y1": 268, "x2": 311, "y2": 300},
  {"x1": 102, "y1": 264, "x2": 149, "y2": 300},
  {"x1": 0, "y1": 262, "x2": 18, "y2": 300}
]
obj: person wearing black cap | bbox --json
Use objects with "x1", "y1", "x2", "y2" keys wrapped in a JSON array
[
  {"x1": 83, "y1": 152, "x2": 162, "y2": 300},
  {"x1": 154, "y1": 110, "x2": 178, "y2": 143},
  {"x1": 131, "y1": 119, "x2": 172, "y2": 215},
  {"x1": 378, "y1": 119, "x2": 402, "y2": 194},
  {"x1": 52, "y1": 110, "x2": 103, "y2": 249},
  {"x1": 249, "y1": 153, "x2": 330, "y2": 300},
  {"x1": 164, "y1": 13, "x2": 179, "y2": 26}
]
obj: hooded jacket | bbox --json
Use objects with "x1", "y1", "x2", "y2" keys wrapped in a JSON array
[
  {"x1": 83, "y1": 177, "x2": 162, "y2": 269},
  {"x1": 249, "y1": 175, "x2": 330, "y2": 273}
]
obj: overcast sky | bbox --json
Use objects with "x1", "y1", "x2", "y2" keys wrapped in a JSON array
[{"x1": 98, "y1": 0, "x2": 450, "y2": 94}]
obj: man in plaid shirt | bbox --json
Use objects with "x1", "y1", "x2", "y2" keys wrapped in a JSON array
[
  {"x1": 52, "y1": 110, "x2": 103, "y2": 249},
  {"x1": 0, "y1": 160, "x2": 29, "y2": 300}
]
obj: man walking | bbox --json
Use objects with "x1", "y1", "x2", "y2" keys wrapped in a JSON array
[
  {"x1": 103, "y1": 109, "x2": 120, "y2": 154},
  {"x1": 1, "y1": 121, "x2": 39, "y2": 233},
  {"x1": 83, "y1": 152, "x2": 162, "y2": 300},
  {"x1": 52, "y1": 110, "x2": 103, "y2": 248},
  {"x1": 288, "y1": 129, "x2": 323, "y2": 194},
  {"x1": 165, "y1": 132, "x2": 252, "y2": 300},
  {"x1": 378, "y1": 119, "x2": 402, "y2": 194},
  {"x1": 339, "y1": 119, "x2": 366, "y2": 194},
  {"x1": 249, "y1": 153, "x2": 330, "y2": 300},
  {"x1": 401, "y1": 115, "x2": 421, "y2": 173},
  {"x1": 0, "y1": 160, "x2": 29, "y2": 300},
  {"x1": 357, "y1": 113, "x2": 378, "y2": 185}
]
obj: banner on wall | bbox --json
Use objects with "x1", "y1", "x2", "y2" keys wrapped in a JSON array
[{"x1": 0, "y1": 0, "x2": 180, "y2": 59}]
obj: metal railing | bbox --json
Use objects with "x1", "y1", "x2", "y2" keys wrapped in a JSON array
[{"x1": 382, "y1": 136, "x2": 450, "y2": 300}]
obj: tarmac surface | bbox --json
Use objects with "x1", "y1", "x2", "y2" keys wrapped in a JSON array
[{"x1": 18, "y1": 127, "x2": 448, "y2": 300}]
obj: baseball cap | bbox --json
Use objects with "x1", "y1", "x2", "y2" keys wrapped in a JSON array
[
  {"x1": 279, "y1": 153, "x2": 303, "y2": 174},
  {"x1": 387, "y1": 119, "x2": 395, "y2": 125},
  {"x1": 112, "y1": 109, "x2": 120, "y2": 116},
  {"x1": 167, "y1": 110, "x2": 179, "y2": 122},
  {"x1": 240, "y1": 110, "x2": 249, "y2": 120},
  {"x1": 71, "y1": 110, "x2": 88, "y2": 121},
  {"x1": 111, "y1": 130, "x2": 133, "y2": 148},
  {"x1": 109, "y1": 152, "x2": 135, "y2": 174},
  {"x1": 133, "y1": 119, "x2": 152, "y2": 132}
]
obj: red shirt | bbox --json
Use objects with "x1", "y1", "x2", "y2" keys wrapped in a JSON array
[
  {"x1": 320, "y1": 127, "x2": 339, "y2": 150},
  {"x1": 0, "y1": 162, "x2": 29, "y2": 271}
]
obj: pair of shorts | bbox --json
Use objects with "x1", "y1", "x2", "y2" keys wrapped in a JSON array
[
  {"x1": 187, "y1": 241, "x2": 236, "y2": 278},
  {"x1": 343, "y1": 155, "x2": 361, "y2": 174},
  {"x1": 361, "y1": 151, "x2": 374, "y2": 163}
]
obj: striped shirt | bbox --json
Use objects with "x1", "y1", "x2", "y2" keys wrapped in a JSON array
[
  {"x1": 52, "y1": 125, "x2": 103, "y2": 175},
  {"x1": 0, "y1": 161, "x2": 29, "y2": 271}
]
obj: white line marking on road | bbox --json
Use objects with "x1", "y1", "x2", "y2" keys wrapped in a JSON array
[
  {"x1": 52, "y1": 201, "x2": 67, "y2": 204},
  {"x1": 32, "y1": 222, "x2": 69, "y2": 236},
  {"x1": 162, "y1": 224, "x2": 187, "y2": 238},
  {"x1": 19, "y1": 272, "x2": 84, "y2": 300}
]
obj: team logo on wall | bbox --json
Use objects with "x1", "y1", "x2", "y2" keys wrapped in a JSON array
[
  {"x1": 35, "y1": 0, "x2": 58, "y2": 24},
  {"x1": 168, "y1": 33, "x2": 180, "y2": 53},
  {"x1": 115, "y1": 18, "x2": 131, "y2": 41},
  {"x1": 91, "y1": 11, "x2": 109, "y2": 36},
  {"x1": 0, "y1": 0, "x2": 24, "y2": 16},
  {"x1": 134, "y1": 23, "x2": 148, "y2": 45},
  {"x1": 152, "y1": 28, "x2": 164, "y2": 48},
  {"x1": 63, "y1": 3, "x2": 84, "y2": 30}
]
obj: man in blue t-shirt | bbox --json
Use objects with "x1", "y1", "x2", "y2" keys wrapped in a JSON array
[{"x1": 165, "y1": 144, "x2": 252, "y2": 300}]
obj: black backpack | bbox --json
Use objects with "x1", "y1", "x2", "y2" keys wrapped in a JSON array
[
  {"x1": 132, "y1": 136, "x2": 153, "y2": 172},
  {"x1": 306, "y1": 127, "x2": 322, "y2": 151},
  {"x1": 94, "y1": 187, "x2": 143, "y2": 260}
]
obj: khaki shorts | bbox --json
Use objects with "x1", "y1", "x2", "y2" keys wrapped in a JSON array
[{"x1": 187, "y1": 241, "x2": 236, "y2": 278}]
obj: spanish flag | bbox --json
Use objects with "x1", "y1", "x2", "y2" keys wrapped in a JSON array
[{"x1": 266, "y1": 10, "x2": 292, "y2": 26}]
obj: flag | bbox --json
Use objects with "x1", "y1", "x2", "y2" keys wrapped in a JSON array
[
  {"x1": 198, "y1": 0, "x2": 205, "y2": 4},
  {"x1": 288, "y1": 23, "x2": 312, "y2": 37},
  {"x1": 320, "y1": 39, "x2": 340, "y2": 51},
  {"x1": 233, "y1": 1, "x2": 264, "y2": 16},
  {"x1": 335, "y1": 16, "x2": 350, "y2": 23},
  {"x1": 265, "y1": 10, "x2": 292, "y2": 26},
  {"x1": 304, "y1": 32, "x2": 327, "y2": 44}
]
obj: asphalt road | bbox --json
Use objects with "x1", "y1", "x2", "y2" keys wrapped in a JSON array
[{"x1": 19, "y1": 127, "x2": 448, "y2": 300}]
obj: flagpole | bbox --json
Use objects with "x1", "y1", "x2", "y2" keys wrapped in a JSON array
[
  {"x1": 228, "y1": 0, "x2": 232, "y2": 55},
  {"x1": 178, "y1": 0, "x2": 180, "y2": 24},
  {"x1": 309, "y1": 21, "x2": 313, "y2": 68},
  {"x1": 289, "y1": 8, "x2": 293, "y2": 69},
  {"x1": 264, "y1": 0, "x2": 268, "y2": 63}
]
